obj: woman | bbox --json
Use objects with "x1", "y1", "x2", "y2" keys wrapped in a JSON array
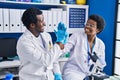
[{"x1": 62, "y1": 14, "x2": 106, "y2": 80}]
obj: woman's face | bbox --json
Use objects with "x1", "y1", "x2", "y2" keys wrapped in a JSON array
[{"x1": 84, "y1": 19, "x2": 99, "y2": 36}]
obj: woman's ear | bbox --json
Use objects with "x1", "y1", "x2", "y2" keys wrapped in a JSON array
[{"x1": 96, "y1": 29, "x2": 100, "y2": 33}]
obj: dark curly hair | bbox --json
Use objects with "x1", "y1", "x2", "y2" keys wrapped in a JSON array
[
  {"x1": 21, "y1": 7, "x2": 42, "y2": 29},
  {"x1": 89, "y1": 14, "x2": 106, "y2": 34}
]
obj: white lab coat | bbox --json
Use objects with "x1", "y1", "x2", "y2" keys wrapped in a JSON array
[
  {"x1": 62, "y1": 31, "x2": 106, "y2": 80},
  {"x1": 17, "y1": 29, "x2": 61, "y2": 80}
]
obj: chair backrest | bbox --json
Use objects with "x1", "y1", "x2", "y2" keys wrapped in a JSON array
[{"x1": 0, "y1": 38, "x2": 17, "y2": 60}]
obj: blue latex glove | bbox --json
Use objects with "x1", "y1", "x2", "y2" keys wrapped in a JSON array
[
  {"x1": 57, "y1": 22, "x2": 67, "y2": 31},
  {"x1": 54, "y1": 73, "x2": 62, "y2": 80},
  {"x1": 54, "y1": 22, "x2": 69, "y2": 44}
]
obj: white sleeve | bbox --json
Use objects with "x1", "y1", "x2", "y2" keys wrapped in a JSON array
[
  {"x1": 53, "y1": 60, "x2": 61, "y2": 74},
  {"x1": 62, "y1": 33, "x2": 77, "y2": 54},
  {"x1": 17, "y1": 38, "x2": 62, "y2": 68},
  {"x1": 98, "y1": 42, "x2": 106, "y2": 69}
]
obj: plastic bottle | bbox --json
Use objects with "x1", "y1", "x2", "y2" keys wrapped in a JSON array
[
  {"x1": 65, "y1": 52, "x2": 70, "y2": 58},
  {"x1": 42, "y1": 0, "x2": 50, "y2": 3},
  {"x1": 66, "y1": 0, "x2": 76, "y2": 4},
  {"x1": 23, "y1": 0, "x2": 31, "y2": 2},
  {"x1": 50, "y1": 0, "x2": 60, "y2": 4},
  {"x1": 76, "y1": 0, "x2": 86, "y2": 5},
  {"x1": 60, "y1": 52, "x2": 70, "y2": 58},
  {"x1": 4, "y1": 73, "x2": 14, "y2": 80},
  {"x1": 31, "y1": 0, "x2": 42, "y2": 3}
]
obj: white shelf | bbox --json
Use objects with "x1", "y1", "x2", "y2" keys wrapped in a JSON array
[
  {"x1": 114, "y1": 1, "x2": 120, "y2": 76},
  {"x1": 0, "y1": 1, "x2": 78, "y2": 6},
  {"x1": 0, "y1": 59, "x2": 20, "y2": 79},
  {"x1": 0, "y1": 1, "x2": 67, "y2": 8},
  {"x1": 0, "y1": 58, "x2": 68, "y2": 69},
  {"x1": 0, "y1": 60, "x2": 20, "y2": 68},
  {"x1": 0, "y1": 58, "x2": 68, "y2": 79},
  {"x1": 0, "y1": 73, "x2": 18, "y2": 79},
  {"x1": 0, "y1": 1, "x2": 88, "y2": 33}
]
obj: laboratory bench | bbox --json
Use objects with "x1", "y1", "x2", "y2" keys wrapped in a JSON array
[{"x1": 0, "y1": 57, "x2": 68, "y2": 80}]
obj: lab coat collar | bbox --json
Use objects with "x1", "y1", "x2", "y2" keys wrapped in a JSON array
[
  {"x1": 24, "y1": 29, "x2": 37, "y2": 38},
  {"x1": 88, "y1": 35, "x2": 99, "y2": 53},
  {"x1": 85, "y1": 33, "x2": 98, "y2": 53},
  {"x1": 40, "y1": 33, "x2": 51, "y2": 51},
  {"x1": 24, "y1": 29, "x2": 47, "y2": 50}
]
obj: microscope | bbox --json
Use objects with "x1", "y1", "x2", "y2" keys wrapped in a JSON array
[{"x1": 88, "y1": 52, "x2": 109, "y2": 80}]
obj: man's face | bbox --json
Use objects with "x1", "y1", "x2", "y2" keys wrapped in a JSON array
[{"x1": 35, "y1": 14, "x2": 46, "y2": 33}]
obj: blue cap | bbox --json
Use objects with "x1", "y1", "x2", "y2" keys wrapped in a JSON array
[{"x1": 4, "y1": 73, "x2": 13, "y2": 80}]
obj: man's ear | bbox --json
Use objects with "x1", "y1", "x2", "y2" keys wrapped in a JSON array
[{"x1": 30, "y1": 23, "x2": 35, "y2": 29}]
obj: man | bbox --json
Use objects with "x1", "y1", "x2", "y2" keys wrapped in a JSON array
[{"x1": 17, "y1": 7, "x2": 67, "y2": 80}]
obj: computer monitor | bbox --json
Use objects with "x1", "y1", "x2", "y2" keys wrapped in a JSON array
[{"x1": 0, "y1": 38, "x2": 17, "y2": 61}]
